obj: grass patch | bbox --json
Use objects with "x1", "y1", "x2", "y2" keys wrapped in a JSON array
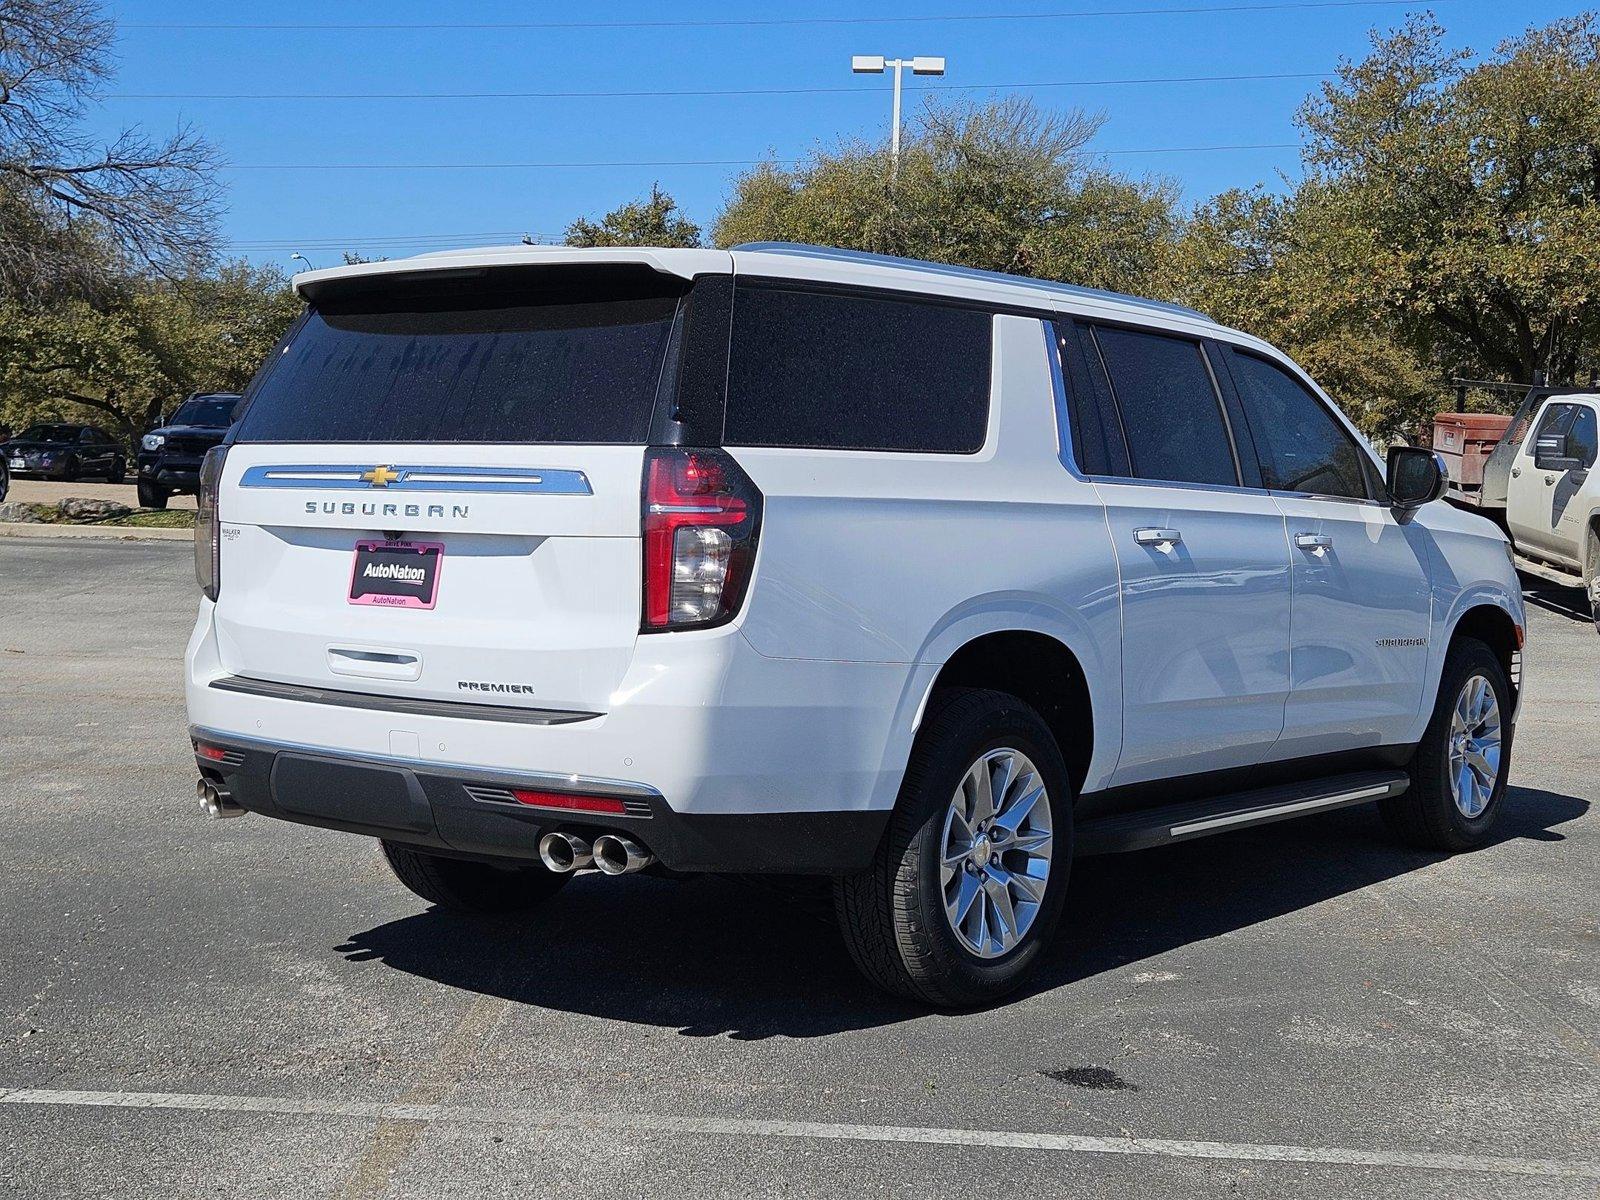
[
  {"x1": 0, "y1": 501, "x2": 194, "y2": 529},
  {"x1": 103, "y1": 509, "x2": 195, "y2": 529}
]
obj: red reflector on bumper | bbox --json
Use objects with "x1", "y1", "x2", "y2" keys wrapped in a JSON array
[
  {"x1": 510, "y1": 789, "x2": 626, "y2": 815},
  {"x1": 195, "y1": 743, "x2": 228, "y2": 762}
]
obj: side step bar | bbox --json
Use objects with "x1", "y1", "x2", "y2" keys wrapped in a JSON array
[
  {"x1": 1512, "y1": 550, "x2": 1586, "y2": 590},
  {"x1": 1077, "y1": 770, "x2": 1409, "y2": 856}
]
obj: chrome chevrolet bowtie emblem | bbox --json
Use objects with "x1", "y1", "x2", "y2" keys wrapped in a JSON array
[{"x1": 361, "y1": 465, "x2": 401, "y2": 487}]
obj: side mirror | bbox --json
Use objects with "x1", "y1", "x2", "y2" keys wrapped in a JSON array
[{"x1": 1386, "y1": 445, "x2": 1448, "y2": 510}]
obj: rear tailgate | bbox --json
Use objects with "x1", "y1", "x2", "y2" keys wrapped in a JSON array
[
  {"x1": 213, "y1": 444, "x2": 645, "y2": 714},
  {"x1": 207, "y1": 261, "x2": 693, "y2": 717}
]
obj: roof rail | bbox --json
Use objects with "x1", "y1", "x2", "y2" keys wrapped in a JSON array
[{"x1": 731, "y1": 241, "x2": 1213, "y2": 323}]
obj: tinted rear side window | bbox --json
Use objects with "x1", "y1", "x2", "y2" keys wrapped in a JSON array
[
  {"x1": 235, "y1": 268, "x2": 682, "y2": 444},
  {"x1": 725, "y1": 284, "x2": 991, "y2": 452},
  {"x1": 1091, "y1": 326, "x2": 1238, "y2": 487}
]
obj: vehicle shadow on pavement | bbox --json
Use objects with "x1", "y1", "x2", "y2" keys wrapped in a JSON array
[
  {"x1": 1520, "y1": 580, "x2": 1593, "y2": 624},
  {"x1": 335, "y1": 785, "x2": 1586, "y2": 1037},
  {"x1": 1034, "y1": 786, "x2": 1588, "y2": 997}
]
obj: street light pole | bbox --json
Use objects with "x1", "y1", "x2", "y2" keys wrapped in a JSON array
[{"x1": 851, "y1": 54, "x2": 946, "y2": 178}]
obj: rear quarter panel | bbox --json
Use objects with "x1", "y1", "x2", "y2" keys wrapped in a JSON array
[{"x1": 728, "y1": 314, "x2": 1123, "y2": 803}]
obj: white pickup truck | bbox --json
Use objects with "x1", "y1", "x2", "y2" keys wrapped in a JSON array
[{"x1": 1449, "y1": 388, "x2": 1600, "y2": 628}]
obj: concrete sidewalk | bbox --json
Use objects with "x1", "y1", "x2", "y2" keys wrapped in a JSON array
[{"x1": 0, "y1": 521, "x2": 190, "y2": 542}]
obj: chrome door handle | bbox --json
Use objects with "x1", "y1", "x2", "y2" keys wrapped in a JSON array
[
  {"x1": 1294, "y1": 532, "x2": 1333, "y2": 552},
  {"x1": 1133, "y1": 527, "x2": 1182, "y2": 547}
]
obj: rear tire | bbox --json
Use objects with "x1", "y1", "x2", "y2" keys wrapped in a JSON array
[
  {"x1": 834, "y1": 688, "x2": 1073, "y2": 1008},
  {"x1": 381, "y1": 841, "x2": 570, "y2": 913},
  {"x1": 106, "y1": 455, "x2": 125, "y2": 482},
  {"x1": 136, "y1": 480, "x2": 168, "y2": 509},
  {"x1": 1381, "y1": 637, "x2": 1512, "y2": 852}
]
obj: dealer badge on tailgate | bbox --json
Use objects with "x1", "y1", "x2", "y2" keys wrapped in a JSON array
[{"x1": 349, "y1": 539, "x2": 443, "y2": 610}]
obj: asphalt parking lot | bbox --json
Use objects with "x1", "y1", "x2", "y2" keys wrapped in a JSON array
[{"x1": 0, "y1": 537, "x2": 1596, "y2": 1198}]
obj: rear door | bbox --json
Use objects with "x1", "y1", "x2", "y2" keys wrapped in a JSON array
[
  {"x1": 1071, "y1": 321, "x2": 1294, "y2": 787},
  {"x1": 211, "y1": 262, "x2": 702, "y2": 716}
]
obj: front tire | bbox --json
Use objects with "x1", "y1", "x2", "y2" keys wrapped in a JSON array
[
  {"x1": 381, "y1": 841, "x2": 570, "y2": 913},
  {"x1": 1381, "y1": 637, "x2": 1512, "y2": 852},
  {"x1": 136, "y1": 480, "x2": 168, "y2": 509},
  {"x1": 834, "y1": 688, "x2": 1073, "y2": 1007}
]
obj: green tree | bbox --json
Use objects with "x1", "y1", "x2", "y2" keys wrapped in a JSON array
[
  {"x1": 0, "y1": 263, "x2": 299, "y2": 443},
  {"x1": 1172, "y1": 13, "x2": 1600, "y2": 440},
  {"x1": 1296, "y1": 13, "x2": 1600, "y2": 385},
  {"x1": 1170, "y1": 185, "x2": 1437, "y2": 441},
  {"x1": 714, "y1": 98, "x2": 1179, "y2": 297},
  {"x1": 565, "y1": 184, "x2": 702, "y2": 247}
]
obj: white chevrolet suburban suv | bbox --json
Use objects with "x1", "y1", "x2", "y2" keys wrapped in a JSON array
[{"x1": 186, "y1": 243, "x2": 1525, "y2": 1006}]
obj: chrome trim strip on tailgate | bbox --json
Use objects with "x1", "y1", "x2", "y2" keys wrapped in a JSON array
[
  {"x1": 238, "y1": 464, "x2": 592, "y2": 494},
  {"x1": 208, "y1": 675, "x2": 600, "y2": 726}
]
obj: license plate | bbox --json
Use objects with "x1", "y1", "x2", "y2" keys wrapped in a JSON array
[
  {"x1": 348, "y1": 539, "x2": 444, "y2": 609},
  {"x1": 7, "y1": 459, "x2": 22, "y2": 470}
]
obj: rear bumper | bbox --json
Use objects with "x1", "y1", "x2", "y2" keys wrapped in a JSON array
[
  {"x1": 191, "y1": 727, "x2": 889, "y2": 874},
  {"x1": 185, "y1": 601, "x2": 927, "y2": 874}
]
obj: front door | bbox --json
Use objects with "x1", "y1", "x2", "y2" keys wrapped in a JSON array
[
  {"x1": 1508, "y1": 400, "x2": 1597, "y2": 569},
  {"x1": 1219, "y1": 346, "x2": 1432, "y2": 756}
]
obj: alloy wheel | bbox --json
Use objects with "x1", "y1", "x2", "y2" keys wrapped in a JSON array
[
  {"x1": 939, "y1": 747, "x2": 1053, "y2": 959},
  {"x1": 1448, "y1": 674, "x2": 1502, "y2": 819}
]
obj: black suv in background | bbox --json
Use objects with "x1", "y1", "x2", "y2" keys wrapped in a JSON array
[
  {"x1": 137, "y1": 392, "x2": 241, "y2": 508},
  {"x1": 2, "y1": 424, "x2": 125, "y2": 483}
]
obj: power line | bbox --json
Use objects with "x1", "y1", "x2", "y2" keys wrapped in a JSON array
[
  {"x1": 111, "y1": 70, "x2": 1328, "y2": 101},
  {"x1": 121, "y1": 1, "x2": 1452, "y2": 31},
  {"x1": 224, "y1": 232, "x2": 560, "y2": 250},
  {"x1": 218, "y1": 144, "x2": 1299, "y2": 171}
]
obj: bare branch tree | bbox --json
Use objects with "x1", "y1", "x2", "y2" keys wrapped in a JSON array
[{"x1": 0, "y1": 0, "x2": 221, "y2": 298}]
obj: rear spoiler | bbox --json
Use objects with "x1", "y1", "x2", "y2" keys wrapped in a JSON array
[{"x1": 293, "y1": 247, "x2": 732, "y2": 302}]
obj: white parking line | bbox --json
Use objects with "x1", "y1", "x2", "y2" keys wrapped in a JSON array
[{"x1": 2, "y1": 1087, "x2": 1597, "y2": 1179}]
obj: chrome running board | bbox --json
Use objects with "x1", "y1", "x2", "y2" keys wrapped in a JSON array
[{"x1": 1077, "y1": 771, "x2": 1409, "y2": 855}]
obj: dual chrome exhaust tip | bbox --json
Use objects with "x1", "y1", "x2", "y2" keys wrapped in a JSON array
[
  {"x1": 538, "y1": 831, "x2": 653, "y2": 876},
  {"x1": 196, "y1": 777, "x2": 247, "y2": 819}
]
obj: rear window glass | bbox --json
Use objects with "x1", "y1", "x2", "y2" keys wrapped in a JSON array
[
  {"x1": 724, "y1": 285, "x2": 991, "y2": 453},
  {"x1": 235, "y1": 269, "x2": 682, "y2": 444}
]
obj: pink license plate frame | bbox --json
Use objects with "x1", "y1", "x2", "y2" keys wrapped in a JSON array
[{"x1": 348, "y1": 539, "x2": 444, "y2": 610}]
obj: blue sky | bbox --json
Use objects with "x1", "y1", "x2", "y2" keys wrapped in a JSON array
[{"x1": 96, "y1": 1, "x2": 1581, "y2": 270}]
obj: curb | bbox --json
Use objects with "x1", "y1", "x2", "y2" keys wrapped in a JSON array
[{"x1": 0, "y1": 521, "x2": 192, "y2": 542}]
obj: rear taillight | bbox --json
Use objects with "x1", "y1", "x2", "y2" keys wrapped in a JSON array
[
  {"x1": 641, "y1": 447, "x2": 762, "y2": 631},
  {"x1": 195, "y1": 446, "x2": 226, "y2": 601}
]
